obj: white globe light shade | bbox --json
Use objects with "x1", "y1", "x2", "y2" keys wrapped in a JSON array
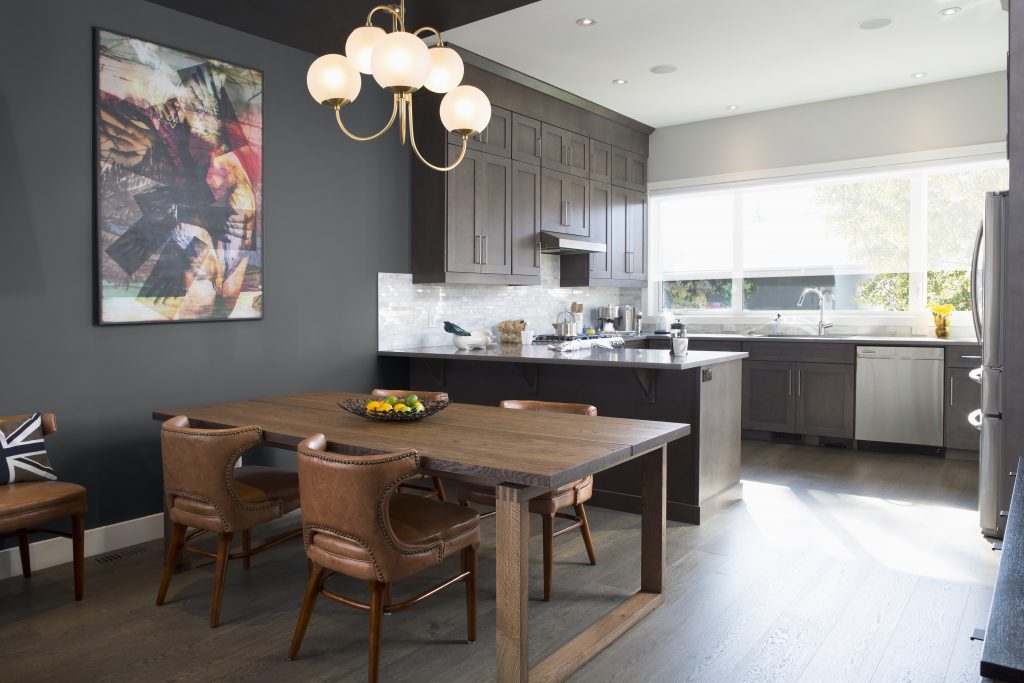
[
  {"x1": 440, "y1": 85, "x2": 491, "y2": 134},
  {"x1": 306, "y1": 54, "x2": 361, "y2": 106},
  {"x1": 370, "y1": 31, "x2": 431, "y2": 91},
  {"x1": 423, "y1": 46, "x2": 464, "y2": 94},
  {"x1": 345, "y1": 25, "x2": 385, "y2": 74}
]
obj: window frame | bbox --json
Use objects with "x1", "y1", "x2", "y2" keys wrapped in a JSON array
[{"x1": 647, "y1": 143, "x2": 1007, "y2": 327}]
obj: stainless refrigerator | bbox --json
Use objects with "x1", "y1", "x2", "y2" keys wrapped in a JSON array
[{"x1": 970, "y1": 190, "x2": 1008, "y2": 537}]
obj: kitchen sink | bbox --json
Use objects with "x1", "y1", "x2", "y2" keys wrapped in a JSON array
[{"x1": 745, "y1": 332, "x2": 853, "y2": 339}]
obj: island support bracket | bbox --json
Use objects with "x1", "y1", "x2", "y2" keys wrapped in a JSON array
[
  {"x1": 631, "y1": 368, "x2": 657, "y2": 404},
  {"x1": 513, "y1": 363, "x2": 539, "y2": 394}
]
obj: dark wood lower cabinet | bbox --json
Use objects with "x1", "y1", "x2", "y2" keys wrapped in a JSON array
[
  {"x1": 946, "y1": 366, "x2": 981, "y2": 450},
  {"x1": 743, "y1": 360, "x2": 855, "y2": 438},
  {"x1": 742, "y1": 361, "x2": 796, "y2": 433}
]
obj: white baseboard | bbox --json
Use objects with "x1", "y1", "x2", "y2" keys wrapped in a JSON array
[{"x1": 0, "y1": 513, "x2": 164, "y2": 581}]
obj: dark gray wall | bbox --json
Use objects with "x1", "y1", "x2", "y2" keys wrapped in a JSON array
[{"x1": 0, "y1": 0, "x2": 410, "y2": 529}]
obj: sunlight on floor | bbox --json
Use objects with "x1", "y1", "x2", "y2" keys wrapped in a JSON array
[{"x1": 741, "y1": 480, "x2": 998, "y2": 584}]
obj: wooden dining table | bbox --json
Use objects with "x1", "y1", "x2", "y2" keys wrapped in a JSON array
[{"x1": 153, "y1": 390, "x2": 690, "y2": 682}]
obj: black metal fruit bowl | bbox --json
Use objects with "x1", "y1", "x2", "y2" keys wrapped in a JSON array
[{"x1": 338, "y1": 397, "x2": 450, "y2": 422}]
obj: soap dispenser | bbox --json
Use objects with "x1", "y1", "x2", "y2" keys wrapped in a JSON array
[{"x1": 772, "y1": 313, "x2": 784, "y2": 336}]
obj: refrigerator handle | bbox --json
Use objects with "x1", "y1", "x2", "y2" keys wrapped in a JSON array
[{"x1": 970, "y1": 218, "x2": 983, "y2": 343}]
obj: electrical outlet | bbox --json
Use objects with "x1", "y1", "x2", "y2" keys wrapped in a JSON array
[
  {"x1": 722, "y1": 323, "x2": 736, "y2": 332},
  {"x1": 428, "y1": 311, "x2": 440, "y2": 328}
]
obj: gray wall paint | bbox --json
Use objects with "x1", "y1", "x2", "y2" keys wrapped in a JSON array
[
  {"x1": 649, "y1": 72, "x2": 1007, "y2": 182},
  {"x1": 0, "y1": 0, "x2": 410, "y2": 528}
]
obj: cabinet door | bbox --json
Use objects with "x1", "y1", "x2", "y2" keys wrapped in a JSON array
[
  {"x1": 541, "y1": 123, "x2": 570, "y2": 172},
  {"x1": 479, "y1": 153, "x2": 512, "y2": 274},
  {"x1": 540, "y1": 167, "x2": 566, "y2": 232},
  {"x1": 946, "y1": 367, "x2": 981, "y2": 450},
  {"x1": 451, "y1": 106, "x2": 511, "y2": 156},
  {"x1": 511, "y1": 113, "x2": 542, "y2": 165},
  {"x1": 590, "y1": 140, "x2": 611, "y2": 183},
  {"x1": 610, "y1": 185, "x2": 629, "y2": 279},
  {"x1": 445, "y1": 145, "x2": 480, "y2": 273},
  {"x1": 626, "y1": 189, "x2": 647, "y2": 279},
  {"x1": 628, "y1": 153, "x2": 648, "y2": 190},
  {"x1": 566, "y1": 132, "x2": 589, "y2": 178},
  {"x1": 795, "y1": 363, "x2": 855, "y2": 438},
  {"x1": 743, "y1": 360, "x2": 797, "y2": 432},
  {"x1": 610, "y1": 146, "x2": 630, "y2": 187},
  {"x1": 589, "y1": 181, "x2": 612, "y2": 278},
  {"x1": 511, "y1": 161, "x2": 541, "y2": 276},
  {"x1": 563, "y1": 172, "x2": 589, "y2": 236}
]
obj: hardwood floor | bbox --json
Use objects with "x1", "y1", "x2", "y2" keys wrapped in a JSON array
[{"x1": 0, "y1": 441, "x2": 998, "y2": 682}]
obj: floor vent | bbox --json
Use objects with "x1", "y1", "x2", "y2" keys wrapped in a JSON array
[{"x1": 91, "y1": 545, "x2": 149, "y2": 565}]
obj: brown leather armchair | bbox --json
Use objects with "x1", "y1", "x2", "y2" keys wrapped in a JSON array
[
  {"x1": 0, "y1": 412, "x2": 86, "y2": 600},
  {"x1": 289, "y1": 434, "x2": 480, "y2": 683},
  {"x1": 156, "y1": 416, "x2": 301, "y2": 627},
  {"x1": 458, "y1": 400, "x2": 598, "y2": 601},
  {"x1": 370, "y1": 389, "x2": 449, "y2": 500}
]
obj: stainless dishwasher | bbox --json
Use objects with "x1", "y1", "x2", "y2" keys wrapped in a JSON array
[{"x1": 855, "y1": 346, "x2": 944, "y2": 447}]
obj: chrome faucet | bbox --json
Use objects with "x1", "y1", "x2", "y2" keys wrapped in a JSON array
[{"x1": 797, "y1": 287, "x2": 833, "y2": 336}]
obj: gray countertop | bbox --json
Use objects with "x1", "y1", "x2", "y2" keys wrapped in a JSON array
[
  {"x1": 640, "y1": 333, "x2": 980, "y2": 347},
  {"x1": 378, "y1": 344, "x2": 748, "y2": 371}
]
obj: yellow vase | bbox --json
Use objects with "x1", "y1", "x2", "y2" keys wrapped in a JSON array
[{"x1": 933, "y1": 313, "x2": 950, "y2": 338}]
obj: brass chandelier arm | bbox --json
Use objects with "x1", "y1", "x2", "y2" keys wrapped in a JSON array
[
  {"x1": 366, "y1": 4, "x2": 405, "y2": 31},
  {"x1": 407, "y1": 94, "x2": 469, "y2": 172},
  {"x1": 334, "y1": 95, "x2": 400, "y2": 142},
  {"x1": 413, "y1": 26, "x2": 444, "y2": 45}
]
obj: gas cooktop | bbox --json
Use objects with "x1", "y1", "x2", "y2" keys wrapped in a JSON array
[{"x1": 532, "y1": 332, "x2": 637, "y2": 343}]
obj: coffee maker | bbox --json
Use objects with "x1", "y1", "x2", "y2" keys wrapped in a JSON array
[{"x1": 597, "y1": 305, "x2": 619, "y2": 332}]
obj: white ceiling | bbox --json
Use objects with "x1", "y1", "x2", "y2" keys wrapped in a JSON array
[{"x1": 444, "y1": 0, "x2": 1008, "y2": 128}]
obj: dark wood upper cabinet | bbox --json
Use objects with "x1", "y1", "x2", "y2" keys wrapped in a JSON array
[
  {"x1": 566, "y1": 132, "x2": 589, "y2": 178},
  {"x1": 445, "y1": 144, "x2": 480, "y2": 275},
  {"x1": 511, "y1": 113, "x2": 541, "y2": 165},
  {"x1": 611, "y1": 146, "x2": 648, "y2": 191},
  {"x1": 625, "y1": 189, "x2": 647, "y2": 280},
  {"x1": 479, "y1": 153, "x2": 512, "y2": 274},
  {"x1": 611, "y1": 147, "x2": 630, "y2": 187},
  {"x1": 609, "y1": 185, "x2": 629, "y2": 280},
  {"x1": 511, "y1": 161, "x2": 541, "y2": 277},
  {"x1": 450, "y1": 106, "x2": 511, "y2": 156},
  {"x1": 540, "y1": 123, "x2": 570, "y2": 173},
  {"x1": 590, "y1": 140, "x2": 611, "y2": 183},
  {"x1": 540, "y1": 167, "x2": 589, "y2": 236},
  {"x1": 589, "y1": 181, "x2": 612, "y2": 278}
]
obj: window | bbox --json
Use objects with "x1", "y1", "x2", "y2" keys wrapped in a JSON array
[{"x1": 655, "y1": 158, "x2": 1007, "y2": 316}]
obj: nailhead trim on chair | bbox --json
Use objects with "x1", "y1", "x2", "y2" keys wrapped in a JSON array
[{"x1": 303, "y1": 524, "x2": 384, "y2": 582}]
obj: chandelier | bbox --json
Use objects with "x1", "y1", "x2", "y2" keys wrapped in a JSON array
[{"x1": 305, "y1": 0, "x2": 491, "y2": 172}]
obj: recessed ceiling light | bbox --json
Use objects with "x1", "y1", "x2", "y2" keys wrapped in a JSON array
[
  {"x1": 611, "y1": 79, "x2": 627, "y2": 85},
  {"x1": 939, "y1": 6, "x2": 962, "y2": 15},
  {"x1": 726, "y1": 105, "x2": 739, "y2": 111},
  {"x1": 858, "y1": 16, "x2": 893, "y2": 30},
  {"x1": 911, "y1": 72, "x2": 928, "y2": 79},
  {"x1": 649, "y1": 64, "x2": 678, "y2": 75},
  {"x1": 576, "y1": 17, "x2": 596, "y2": 26}
]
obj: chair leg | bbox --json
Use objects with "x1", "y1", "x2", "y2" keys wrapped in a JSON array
[
  {"x1": 288, "y1": 562, "x2": 324, "y2": 660},
  {"x1": 210, "y1": 532, "x2": 233, "y2": 628},
  {"x1": 17, "y1": 529, "x2": 31, "y2": 578},
  {"x1": 382, "y1": 582, "x2": 393, "y2": 615},
  {"x1": 72, "y1": 515, "x2": 85, "y2": 601},
  {"x1": 462, "y1": 545, "x2": 478, "y2": 643},
  {"x1": 542, "y1": 512, "x2": 554, "y2": 602},
  {"x1": 242, "y1": 529, "x2": 252, "y2": 570},
  {"x1": 156, "y1": 523, "x2": 187, "y2": 606},
  {"x1": 368, "y1": 581, "x2": 387, "y2": 683},
  {"x1": 575, "y1": 503, "x2": 597, "y2": 566},
  {"x1": 432, "y1": 477, "x2": 448, "y2": 502}
]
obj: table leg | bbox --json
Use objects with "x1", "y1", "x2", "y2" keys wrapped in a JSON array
[
  {"x1": 495, "y1": 483, "x2": 531, "y2": 683},
  {"x1": 641, "y1": 445, "x2": 667, "y2": 594}
]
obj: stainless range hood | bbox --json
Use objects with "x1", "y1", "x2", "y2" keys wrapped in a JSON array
[{"x1": 539, "y1": 231, "x2": 607, "y2": 255}]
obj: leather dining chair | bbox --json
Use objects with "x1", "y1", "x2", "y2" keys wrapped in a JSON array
[
  {"x1": 156, "y1": 416, "x2": 302, "y2": 627},
  {"x1": 457, "y1": 400, "x2": 598, "y2": 602},
  {"x1": 370, "y1": 389, "x2": 449, "y2": 500},
  {"x1": 0, "y1": 412, "x2": 87, "y2": 601},
  {"x1": 289, "y1": 434, "x2": 480, "y2": 683}
]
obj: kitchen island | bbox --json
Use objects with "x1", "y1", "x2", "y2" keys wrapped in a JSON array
[{"x1": 378, "y1": 344, "x2": 748, "y2": 523}]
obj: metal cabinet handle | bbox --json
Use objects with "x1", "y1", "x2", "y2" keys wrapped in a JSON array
[
  {"x1": 481, "y1": 235, "x2": 488, "y2": 265},
  {"x1": 568, "y1": 146, "x2": 573, "y2": 168},
  {"x1": 561, "y1": 200, "x2": 568, "y2": 226},
  {"x1": 797, "y1": 370, "x2": 802, "y2": 397},
  {"x1": 950, "y1": 377, "x2": 955, "y2": 406},
  {"x1": 962, "y1": 355, "x2": 982, "y2": 359},
  {"x1": 788, "y1": 370, "x2": 793, "y2": 396},
  {"x1": 474, "y1": 235, "x2": 480, "y2": 264},
  {"x1": 535, "y1": 235, "x2": 541, "y2": 267}
]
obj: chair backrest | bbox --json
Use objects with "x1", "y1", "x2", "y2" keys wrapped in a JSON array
[
  {"x1": 296, "y1": 435, "x2": 440, "y2": 579},
  {"x1": 160, "y1": 416, "x2": 265, "y2": 529},
  {"x1": 1, "y1": 412, "x2": 57, "y2": 436},
  {"x1": 500, "y1": 400, "x2": 597, "y2": 416},
  {"x1": 371, "y1": 389, "x2": 449, "y2": 402}
]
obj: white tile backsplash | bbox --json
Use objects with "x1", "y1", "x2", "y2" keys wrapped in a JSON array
[{"x1": 378, "y1": 256, "x2": 643, "y2": 350}]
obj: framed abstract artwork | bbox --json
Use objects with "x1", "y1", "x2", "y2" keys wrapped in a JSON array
[{"x1": 95, "y1": 29, "x2": 263, "y2": 324}]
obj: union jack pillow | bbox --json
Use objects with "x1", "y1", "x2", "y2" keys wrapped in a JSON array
[{"x1": 0, "y1": 413, "x2": 57, "y2": 484}]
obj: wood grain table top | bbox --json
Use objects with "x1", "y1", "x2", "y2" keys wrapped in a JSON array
[{"x1": 153, "y1": 391, "x2": 690, "y2": 489}]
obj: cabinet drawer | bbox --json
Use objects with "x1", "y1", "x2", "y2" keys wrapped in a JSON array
[
  {"x1": 946, "y1": 345, "x2": 983, "y2": 368},
  {"x1": 689, "y1": 340, "x2": 743, "y2": 352},
  {"x1": 742, "y1": 341, "x2": 854, "y2": 364},
  {"x1": 646, "y1": 337, "x2": 671, "y2": 350}
]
